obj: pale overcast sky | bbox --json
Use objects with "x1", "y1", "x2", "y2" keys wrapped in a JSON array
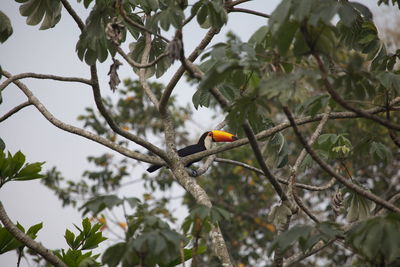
[{"x1": 0, "y1": 0, "x2": 394, "y2": 266}]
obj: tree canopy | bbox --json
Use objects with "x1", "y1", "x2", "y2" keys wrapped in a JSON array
[{"x1": 1, "y1": 0, "x2": 400, "y2": 266}]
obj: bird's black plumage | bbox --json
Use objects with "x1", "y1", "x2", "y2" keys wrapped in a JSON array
[{"x1": 146, "y1": 132, "x2": 209, "y2": 173}]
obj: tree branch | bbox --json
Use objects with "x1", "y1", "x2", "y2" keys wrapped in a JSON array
[
  {"x1": 312, "y1": 53, "x2": 400, "y2": 131},
  {"x1": 2, "y1": 71, "x2": 162, "y2": 165},
  {"x1": 0, "y1": 101, "x2": 32, "y2": 122},
  {"x1": 283, "y1": 107, "x2": 400, "y2": 213},
  {"x1": 243, "y1": 122, "x2": 288, "y2": 201},
  {"x1": 117, "y1": 0, "x2": 170, "y2": 42},
  {"x1": 115, "y1": 45, "x2": 169, "y2": 69},
  {"x1": 283, "y1": 239, "x2": 335, "y2": 267},
  {"x1": 215, "y1": 158, "x2": 336, "y2": 191},
  {"x1": 0, "y1": 72, "x2": 92, "y2": 91},
  {"x1": 181, "y1": 98, "x2": 400, "y2": 166},
  {"x1": 228, "y1": 7, "x2": 270, "y2": 18},
  {"x1": 0, "y1": 202, "x2": 67, "y2": 267},
  {"x1": 139, "y1": 32, "x2": 160, "y2": 107},
  {"x1": 288, "y1": 110, "x2": 330, "y2": 223},
  {"x1": 60, "y1": 0, "x2": 85, "y2": 31},
  {"x1": 89, "y1": 65, "x2": 168, "y2": 159},
  {"x1": 159, "y1": 28, "x2": 219, "y2": 113}
]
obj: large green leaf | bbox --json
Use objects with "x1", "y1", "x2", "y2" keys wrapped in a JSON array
[
  {"x1": 347, "y1": 213, "x2": 400, "y2": 264},
  {"x1": 17, "y1": 0, "x2": 62, "y2": 30},
  {"x1": 0, "y1": 11, "x2": 13, "y2": 43},
  {"x1": 76, "y1": 1, "x2": 116, "y2": 65}
]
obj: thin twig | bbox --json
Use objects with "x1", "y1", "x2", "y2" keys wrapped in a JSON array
[
  {"x1": 115, "y1": 46, "x2": 168, "y2": 69},
  {"x1": 0, "y1": 101, "x2": 32, "y2": 122},
  {"x1": 0, "y1": 72, "x2": 92, "y2": 91},
  {"x1": 0, "y1": 202, "x2": 67, "y2": 267},
  {"x1": 283, "y1": 106, "x2": 400, "y2": 213},
  {"x1": 117, "y1": 0, "x2": 170, "y2": 42},
  {"x1": 289, "y1": 110, "x2": 330, "y2": 223},
  {"x1": 214, "y1": 158, "x2": 335, "y2": 191},
  {"x1": 283, "y1": 239, "x2": 335, "y2": 267},
  {"x1": 228, "y1": 7, "x2": 270, "y2": 18}
]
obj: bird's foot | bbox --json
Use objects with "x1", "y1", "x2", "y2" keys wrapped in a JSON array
[{"x1": 185, "y1": 167, "x2": 197, "y2": 177}]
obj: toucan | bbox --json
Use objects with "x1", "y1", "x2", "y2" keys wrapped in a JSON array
[{"x1": 146, "y1": 130, "x2": 238, "y2": 173}]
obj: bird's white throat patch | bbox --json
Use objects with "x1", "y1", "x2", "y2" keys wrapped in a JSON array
[{"x1": 204, "y1": 135, "x2": 213, "y2": 150}]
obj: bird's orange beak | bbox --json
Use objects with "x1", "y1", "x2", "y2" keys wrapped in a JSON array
[{"x1": 210, "y1": 130, "x2": 238, "y2": 142}]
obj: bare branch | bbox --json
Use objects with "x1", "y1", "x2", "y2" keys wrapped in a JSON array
[
  {"x1": 89, "y1": 65, "x2": 167, "y2": 159},
  {"x1": 243, "y1": 121, "x2": 288, "y2": 201},
  {"x1": 283, "y1": 239, "x2": 335, "y2": 267},
  {"x1": 0, "y1": 202, "x2": 67, "y2": 267},
  {"x1": 2, "y1": 71, "x2": 162, "y2": 164},
  {"x1": 60, "y1": 0, "x2": 85, "y2": 31},
  {"x1": 288, "y1": 110, "x2": 330, "y2": 223},
  {"x1": 0, "y1": 101, "x2": 31, "y2": 122},
  {"x1": 0, "y1": 72, "x2": 92, "y2": 91},
  {"x1": 228, "y1": 7, "x2": 270, "y2": 18},
  {"x1": 115, "y1": 46, "x2": 169, "y2": 69},
  {"x1": 215, "y1": 158, "x2": 335, "y2": 191},
  {"x1": 139, "y1": 33, "x2": 160, "y2": 107},
  {"x1": 283, "y1": 106, "x2": 400, "y2": 213}
]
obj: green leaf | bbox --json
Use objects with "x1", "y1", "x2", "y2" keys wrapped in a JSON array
[
  {"x1": 347, "y1": 213, "x2": 400, "y2": 264},
  {"x1": 26, "y1": 222, "x2": 43, "y2": 239},
  {"x1": 0, "y1": 11, "x2": 13, "y2": 43},
  {"x1": 18, "y1": 0, "x2": 62, "y2": 30},
  {"x1": 102, "y1": 242, "x2": 127, "y2": 267},
  {"x1": 80, "y1": 195, "x2": 123, "y2": 215},
  {"x1": 65, "y1": 229, "x2": 76, "y2": 249},
  {"x1": 160, "y1": 246, "x2": 207, "y2": 267},
  {"x1": 14, "y1": 162, "x2": 45, "y2": 181},
  {"x1": 268, "y1": 225, "x2": 313, "y2": 255}
]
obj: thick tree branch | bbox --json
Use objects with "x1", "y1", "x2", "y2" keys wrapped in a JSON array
[
  {"x1": 2, "y1": 71, "x2": 162, "y2": 164},
  {"x1": 243, "y1": 122, "x2": 288, "y2": 201},
  {"x1": 0, "y1": 72, "x2": 92, "y2": 91},
  {"x1": 0, "y1": 202, "x2": 67, "y2": 267},
  {"x1": 0, "y1": 101, "x2": 31, "y2": 122},
  {"x1": 283, "y1": 107, "x2": 400, "y2": 213},
  {"x1": 181, "y1": 98, "x2": 400, "y2": 165}
]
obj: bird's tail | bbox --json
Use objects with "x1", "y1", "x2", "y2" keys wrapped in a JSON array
[{"x1": 146, "y1": 165, "x2": 161, "y2": 173}]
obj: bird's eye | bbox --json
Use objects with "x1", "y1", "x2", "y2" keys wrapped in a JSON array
[{"x1": 208, "y1": 132, "x2": 213, "y2": 137}]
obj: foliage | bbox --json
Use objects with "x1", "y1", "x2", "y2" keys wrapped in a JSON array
[
  {"x1": 0, "y1": 150, "x2": 45, "y2": 188},
  {"x1": 56, "y1": 218, "x2": 106, "y2": 266},
  {"x1": 347, "y1": 213, "x2": 400, "y2": 265},
  {"x1": 0, "y1": 222, "x2": 42, "y2": 254},
  {"x1": 2, "y1": 0, "x2": 400, "y2": 266}
]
